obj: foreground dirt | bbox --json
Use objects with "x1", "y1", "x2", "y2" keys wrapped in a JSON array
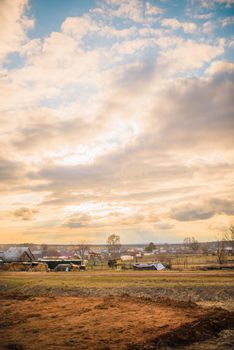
[{"x1": 0, "y1": 294, "x2": 234, "y2": 350}]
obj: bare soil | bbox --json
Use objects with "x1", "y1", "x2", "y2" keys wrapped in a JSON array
[{"x1": 0, "y1": 294, "x2": 234, "y2": 350}]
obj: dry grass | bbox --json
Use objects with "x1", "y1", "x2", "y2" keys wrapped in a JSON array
[{"x1": 0, "y1": 270, "x2": 233, "y2": 290}]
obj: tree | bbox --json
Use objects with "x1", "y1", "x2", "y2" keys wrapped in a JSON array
[
  {"x1": 224, "y1": 225, "x2": 234, "y2": 255},
  {"x1": 183, "y1": 237, "x2": 199, "y2": 252},
  {"x1": 89, "y1": 253, "x2": 97, "y2": 269},
  {"x1": 216, "y1": 225, "x2": 234, "y2": 264},
  {"x1": 200, "y1": 242, "x2": 209, "y2": 255},
  {"x1": 107, "y1": 234, "x2": 121, "y2": 258},
  {"x1": 76, "y1": 242, "x2": 89, "y2": 260},
  {"x1": 216, "y1": 236, "x2": 226, "y2": 265},
  {"x1": 144, "y1": 242, "x2": 156, "y2": 252}
]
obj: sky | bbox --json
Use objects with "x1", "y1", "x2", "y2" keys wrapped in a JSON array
[{"x1": 0, "y1": 0, "x2": 233, "y2": 244}]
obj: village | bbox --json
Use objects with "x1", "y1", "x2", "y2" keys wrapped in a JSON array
[{"x1": 0, "y1": 235, "x2": 233, "y2": 273}]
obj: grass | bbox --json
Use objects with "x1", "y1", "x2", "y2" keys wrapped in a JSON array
[{"x1": 0, "y1": 270, "x2": 233, "y2": 292}]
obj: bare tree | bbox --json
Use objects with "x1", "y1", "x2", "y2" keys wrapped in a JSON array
[
  {"x1": 216, "y1": 225, "x2": 234, "y2": 264},
  {"x1": 224, "y1": 225, "x2": 234, "y2": 255},
  {"x1": 183, "y1": 237, "x2": 199, "y2": 252},
  {"x1": 216, "y1": 236, "x2": 226, "y2": 265},
  {"x1": 107, "y1": 234, "x2": 121, "y2": 258},
  {"x1": 200, "y1": 242, "x2": 209, "y2": 255},
  {"x1": 76, "y1": 242, "x2": 89, "y2": 260}
]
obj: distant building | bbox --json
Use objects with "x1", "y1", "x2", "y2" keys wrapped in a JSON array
[
  {"x1": 121, "y1": 255, "x2": 134, "y2": 261},
  {"x1": 1, "y1": 247, "x2": 35, "y2": 262}
]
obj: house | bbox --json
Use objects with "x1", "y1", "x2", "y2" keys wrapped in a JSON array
[
  {"x1": 121, "y1": 255, "x2": 134, "y2": 261},
  {"x1": 2, "y1": 247, "x2": 35, "y2": 262}
]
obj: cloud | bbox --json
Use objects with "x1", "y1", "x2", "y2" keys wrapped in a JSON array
[
  {"x1": 12, "y1": 207, "x2": 38, "y2": 220},
  {"x1": 194, "y1": 13, "x2": 213, "y2": 20},
  {"x1": 203, "y1": 21, "x2": 215, "y2": 34},
  {"x1": 171, "y1": 198, "x2": 234, "y2": 222},
  {"x1": 63, "y1": 209, "x2": 160, "y2": 229},
  {"x1": 102, "y1": 0, "x2": 144, "y2": 23},
  {"x1": 28, "y1": 69, "x2": 233, "y2": 199},
  {"x1": 221, "y1": 16, "x2": 234, "y2": 26},
  {"x1": 0, "y1": 0, "x2": 33, "y2": 62},
  {"x1": 171, "y1": 205, "x2": 214, "y2": 221},
  {"x1": 155, "y1": 222, "x2": 174, "y2": 230},
  {"x1": 0, "y1": 157, "x2": 29, "y2": 194},
  {"x1": 96, "y1": 0, "x2": 163, "y2": 24},
  {"x1": 61, "y1": 16, "x2": 97, "y2": 41},
  {"x1": 206, "y1": 60, "x2": 234, "y2": 77},
  {"x1": 199, "y1": 0, "x2": 234, "y2": 8},
  {"x1": 145, "y1": 2, "x2": 164, "y2": 16},
  {"x1": 157, "y1": 40, "x2": 224, "y2": 73},
  {"x1": 161, "y1": 18, "x2": 197, "y2": 33}
]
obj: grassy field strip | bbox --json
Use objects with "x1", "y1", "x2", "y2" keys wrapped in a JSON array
[{"x1": 0, "y1": 271, "x2": 234, "y2": 290}]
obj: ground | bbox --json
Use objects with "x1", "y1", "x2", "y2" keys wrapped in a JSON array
[{"x1": 0, "y1": 270, "x2": 234, "y2": 350}]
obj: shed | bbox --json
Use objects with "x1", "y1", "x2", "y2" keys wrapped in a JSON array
[{"x1": 133, "y1": 262, "x2": 166, "y2": 270}]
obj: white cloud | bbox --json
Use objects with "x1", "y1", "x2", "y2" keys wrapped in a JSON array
[
  {"x1": 61, "y1": 16, "x2": 97, "y2": 41},
  {"x1": 221, "y1": 16, "x2": 234, "y2": 26},
  {"x1": 194, "y1": 13, "x2": 213, "y2": 20},
  {"x1": 103, "y1": 0, "x2": 144, "y2": 23},
  {"x1": 157, "y1": 40, "x2": 224, "y2": 74},
  {"x1": 0, "y1": 0, "x2": 33, "y2": 63},
  {"x1": 206, "y1": 60, "x2": 234, "y2": 75},
  {"x1": 145, "y1": 2, "x2": 164, "y2": 16},
  {"x1": 203, "y1": 20, "x2": 215, "y2": 34},
  {"x1": 200, "y1": 0, "x2": 234, "y2": 8},
  {"x1": 161, "y1": 18, "x2": 197, "y2": 33}
]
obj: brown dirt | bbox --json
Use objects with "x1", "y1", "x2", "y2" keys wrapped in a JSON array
[{"x1": 0, "y1": 294, "x2": 233, "y2": 350}]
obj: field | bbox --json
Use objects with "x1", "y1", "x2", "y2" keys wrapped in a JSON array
[{"x1": 0, "y1": 270, "x2": 234, "y2": 350}]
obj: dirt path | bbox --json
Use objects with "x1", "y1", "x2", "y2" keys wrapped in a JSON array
[{"x1": 0, "y1": 294, "x2": 233, "y2": 350}]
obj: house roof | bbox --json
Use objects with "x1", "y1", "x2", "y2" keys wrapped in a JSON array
[{"x1": 3, "y1": 247, "x2": 35, "y2": 262}]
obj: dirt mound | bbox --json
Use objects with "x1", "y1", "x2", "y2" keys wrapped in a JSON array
[
  {"x1": 185, "y1": 329, "x2": 234, "y2": 350},
  {"x1": 127, "y1": 308, "x2": 234, "y2": 349},
  {"x1": 1, "y1": 294, "x2": 233, "y2": 350}
]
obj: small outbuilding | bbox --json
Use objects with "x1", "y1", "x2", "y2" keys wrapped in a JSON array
[{"x1": 133, "y1": 262, "x2": 166, "y2": 271}]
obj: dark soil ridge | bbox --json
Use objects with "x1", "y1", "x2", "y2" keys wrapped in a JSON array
[
  {"x1": 0, "y1": 285, "x2": 233, "y2": 301},
  {"x1": 127, "y1": 308, "x2": 234, "y2": 349}
]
